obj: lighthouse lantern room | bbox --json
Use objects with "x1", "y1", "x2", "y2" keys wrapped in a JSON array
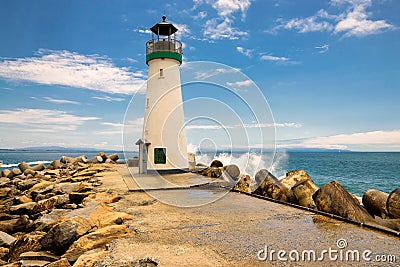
[{"x1": 137, "y1": 16, "x2": 188, "y2": 174}]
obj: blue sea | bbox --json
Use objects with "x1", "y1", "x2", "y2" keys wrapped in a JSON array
[{"x1": 0, "y1": 151, "x2": 398, "y2": 197}]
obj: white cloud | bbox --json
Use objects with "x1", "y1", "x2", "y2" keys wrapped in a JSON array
[
  {"x1": 0, "y1": 49, "x2": 146, "y2": 95},
  {"x1": 315, "y1": 44, "x2": 330, "y2": 53},
  {"x1": 31, "y1": 96, "x2": 80, "y2": 105},
  {"x1": 193, "y1": 11, "x2": 207, "y2": 19},
  {"x1": 279, "y1": 129, "x2": 400, "y2": 151},
  {"x1": 211, "y1": 0, "x2": 251, "y2": 20},
  {"x1": 271, "y1": 1, "x2": 395, "y2": 37},
  {"x1": 226, "y1": 79, "x2": 252, "y2": 87},
  {"x1": 134, "y1": 28, "x2": 152, "y2": 34},
  {"x1": 203, "y1": 17, "x2": 248, "y2": 40},
  {"x1": 334, "y1": 3, "x2": 394, "y2": 37},
  {"x1": 200, "y1": 0, "x2": 252, "y2": 40},
  {"x1": 272, "y1": 9, "x2": 335, "y2": 34},
  {"x1": 101, "y1": 122, "x2": 124, "y2": 128},
  {"x1": 0, "y1": 108, "x2": 99, "y2": 132},
  {"x1": 260, "y1": 55, "x2": 290, "y2": 61},
  {"x1": 92, "y1": 96, "x2": 126, "y2": 102},
  {"x1": 236, "y1": 46, "x2": 253, "y2": 57},
  {"x1": 186, "y1": 122, "x2": 302, "y2": 130}
]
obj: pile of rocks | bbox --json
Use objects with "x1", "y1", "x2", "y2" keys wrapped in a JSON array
[
  {"x1": 198, "y1": 161, "x2": 400, "y2": 232},
  {"x1": 235, "y1": 167, "x2": 400, "y2": 232},
  {"x1": 0, "y1": 153, "x2": 137, "y2": 266}
]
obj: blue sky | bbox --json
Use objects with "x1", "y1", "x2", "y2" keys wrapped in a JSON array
[{"x1": 0, "y1": 0, "x2": 399, "y2": 151}]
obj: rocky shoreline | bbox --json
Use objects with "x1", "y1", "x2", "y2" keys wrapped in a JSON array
[{"x1": 0, "y1": 153, "x2": 150, "y2": 267}]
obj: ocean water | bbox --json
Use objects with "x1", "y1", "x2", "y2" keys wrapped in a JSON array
[{"x1": 0, "y1": 151, "x2": 398, "y2": 197}]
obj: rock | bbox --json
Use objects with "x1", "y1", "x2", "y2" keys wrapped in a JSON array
[
  {"x1": 53, "y1": 183, "x2": 86, "y2": 194},
  {"x1": 49, "y1": 160, "x2": 62, "y2": 170},
  {"x1": 83, "y1": 192, "x2": 120, "y2": 204},
  {"x1": 98, "y1": 152, "x2": 107, "y2": 162},
  {"x1": 46, "y1": 258, "x2": 71, "y2": 267},
  {"x1": 292, "y1": 179, "x2": 318, "y2": 208},
  {"x1": 30, "y1": 181, "x2": 53, "y2": 193},
  {"x1": 16, "y1": 179, "x2": 40, "y2": 191},
  {"x1": 63, "y1": 225, "x2": 134, "y2": 262},
  {"x1": 210, "y1": 160, "x2": 223, "y2": 168},
  {"x1": 313, "y1": 181, "x2": 375, "y2": 223},
  {"x1": 33, "y1": 196, "x2": 59, "y2": 213},
  {"x1": 24, "y1": 169, "x2": 37, "y2": 177},
  {"x1": 0, "y1": 187, "x2": 13, "y2": 198},
  {"x1": 222, "y1": 165, "x2": 240, "y2": 181},
  {"x1": 18, "y1": 162, "x2": 32, "y2": 173},
  {"x1": 1, "y1": 169, "x2": 11, "y2": 178},
  {"x1": 73, "y1": 171, "x2": 98, "y2": 178},
  {"x1": 9, "y1": 202, "x2": 37, "y2": 215},
  {"x1": 31, "y1": 164, "x2": 45, "y2": 172},
  {"x1": 0, "y1": 177, "x2": 11, "y2": 187},
  {"x1": 72, "y1": 249, "x2": 107, "y2": 267},
  {"x1": 108, "y1": 154, "x2": 119, "y2": 162},
  {"x1": 62, "y1": 204, "x2": 78, "y2": 209},
  {"x1": 0, "y1": 215, "x2": 32, "y2": 233},
  {"x1": 8, "y1": 231, "x2": 46, "y2": 262},
  {"x1": 20, "y1": 251, "x2": 59, "y2": 261},
  {"x1": 0, "y1": 231, "x2": 17, "y2": 247},
  {"x1": 7, "y1": 168, "x2": 22, "y2": 179},
  {"x1": 252, "y1": 169, "x2": 278, "y2": 195},
  {"x1": 88, "y1": 203, "x2": 133, "y2": 228},
  {"x1": 34, "y1": 209, "x2": 69, "y2": 232},
  {"x1": 0, "y1": 247, "x2": 9, "y2": 261},
  {"x1": 200, "y1": 167, "x2": 222, "y2": 178},
  {"x1": 233, "y1": 174, "x2": 251, "y2": 193},
  {"x1": 362, "y1": 189, "x2": 389, "y2": 218},
  {"x1": 280, "y1": 170, "x2": 312, "y2": 189},
  {"x1": 40, "y1": 216, "x2": 93, "y2": 255},
  {"x1": 386, "y1": 188, "x2": 400, "y2": 219},
  {"x1": 264, "y1": 181, "x2": 294, "y2": 203}
]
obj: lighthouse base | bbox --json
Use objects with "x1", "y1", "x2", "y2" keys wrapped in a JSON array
[{"x1": 147, "y1": 168, "x2": 189, "y2": 175}]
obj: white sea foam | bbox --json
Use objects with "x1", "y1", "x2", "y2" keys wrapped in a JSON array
[
  {"x1": 195, "y1": 151, "x2": 290, "y2": 179},
  {"x1": 1, "y1": 160, "x2": 52, "y2": 168}
]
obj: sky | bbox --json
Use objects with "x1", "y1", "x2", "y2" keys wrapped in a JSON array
[{"x1": 0, "y1": 0, "x2": 399, "y2": 151}]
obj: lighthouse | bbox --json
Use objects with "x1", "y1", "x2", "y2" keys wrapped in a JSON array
[{"x1": 136, "y1": 16, "x2": 188, "y2": 174}]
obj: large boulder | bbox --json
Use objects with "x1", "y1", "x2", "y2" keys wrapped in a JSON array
[
  {"x1": 63, "y1": 225, "x2": 134, "y2": 262},
  {"x1": 386, "y1": 188, "x2": 400, "y2": 219},
  {"x1": 362, "y1": 189, "x2": 389, "y2": 218},
  {"x1": 0, "y1": 215, "x2": 32, "y2": 234},
  {"x1": 0, "y1": 231, "x2": 17, "y2": 247},
  {"x1": 233, "y1": 174, "x2": 251, "y2": 194},
  {"x1": 292, "y1": 179, "x2": 318, "y2": 208},
  {"x1": 280, "y1": 170, "x2": 312, "y2": 189},
  {"x1": 40, "y1": 216, "x2": 93, "y2": 255},
  {"x1": 200, "y1": 167, "x2": 222, "y2": 178},
  {"x1": 8, "y1": 231, "x2": 46, "y2": 262},
  {"x1": 252, "y1": 169, "x2": 278, "y2": 195},
  {"x1": 313, "y1": 181, "x2": 375, "y2": 223},
  {"x1": 210, "y1": 160, "x2": 223, "y2": 168}
]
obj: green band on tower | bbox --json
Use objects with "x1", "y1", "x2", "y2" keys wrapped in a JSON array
[{"x1": 146, "y1": 51, "x2": 182, "y2": 65}]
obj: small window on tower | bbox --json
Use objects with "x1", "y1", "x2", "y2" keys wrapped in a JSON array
[
  {"x1": 159, "y1": 68, "x2": 164, "y2": 78},
  {"x1": 146, "y1": 98, "x2": 149, "y2": 108},
  {"x1": 154, "y1": 148, "x2": 166, "y2": 164}
]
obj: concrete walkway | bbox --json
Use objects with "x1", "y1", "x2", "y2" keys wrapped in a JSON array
[
  {"x1": 95, "y1": 166, "x2": 400, "y2": 266},
  {"x1": 118, "y1": 167, "x2": 216, "y2": 191}
]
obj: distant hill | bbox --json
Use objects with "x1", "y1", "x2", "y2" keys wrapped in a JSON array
[{"x1": 0, "y1": 146, "x2": 122, "y2": 152}]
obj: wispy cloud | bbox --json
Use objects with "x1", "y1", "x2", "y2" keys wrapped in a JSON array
[
  {"x1": 92, "y1": 96, "x2": 126, "y2": 102},
  {"x1": 260, "y1": 55, "x2": 290, "y2": 61},
  {"x1": 278, "y1": 129, "x2": 400, "y2": 150},
  {"x1": 31, "y1": 96, "x2": 80, "y2": 105},
  {"x1": 236, "y1": 46, "x2": 254, "y2": 57},
  {"x1": 186, "y1": 122, "x2": 302, "y2": 130},
  {"x1": 270, "y1": 0, "x2": 395, "y2": 37},
  {"x1": 0, "y1": 108, "x2": 99, "y2": 132},
  {"x1": 196, "y1": 0, "x2": 251, "y2": 40},
  {"x1": 0, "y1": 49, "x2": 146, "y2": 95},
  {"x1": 315, "y1": 44, "x2": 330, "y2": 53}
]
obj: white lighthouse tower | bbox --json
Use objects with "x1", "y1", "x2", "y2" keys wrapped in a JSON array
[{"x1": 136, "y1": 16, "x2": 188, "y2": 174}]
